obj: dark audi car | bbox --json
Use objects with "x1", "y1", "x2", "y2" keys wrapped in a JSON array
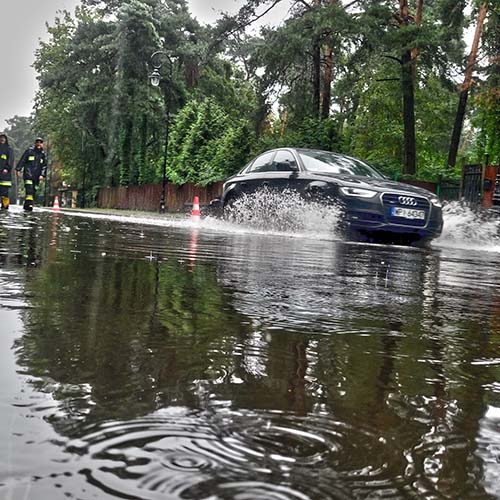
[{"x1": 218, "y1": 148, "x2": 443, "y2": 245}]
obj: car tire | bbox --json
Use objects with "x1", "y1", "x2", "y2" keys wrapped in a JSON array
[
  {"x1": 222, "y1": 194, "x2": 240, "y2": 220},
  {"x1": 411, "y1": 236, "x2": 433, "y2": 248}
]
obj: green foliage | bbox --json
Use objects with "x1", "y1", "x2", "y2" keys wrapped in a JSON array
[
  {"x1": 2, "y1": 0, "x2": 491, "y2": 206},
  {"x1": 253, "y1": 116, "x2": 340, "y2": 157},
  {"x1": 342, "y1": 71, "x2": 404, "y2": 176},
  {"x1": 468, "y1": 2, "x2": 500, "y2": 165},
  {"x1": 2, "y1": 115, "x2": 34, "y2": 155},
  {"x1": 166, "y1": 98, "x2": 254, "y2": 185}
]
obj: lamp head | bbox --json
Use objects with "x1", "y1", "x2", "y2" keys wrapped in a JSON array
[{"x1": 150, "y1": 69, "x2": 161, "y2": 87}]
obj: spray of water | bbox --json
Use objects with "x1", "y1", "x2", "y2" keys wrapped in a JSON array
[
  {"x1": 221, "y1": 189, "x2": 343, "y2": 238},
  {"x1": 46, "y1": 195, "x2": 500, "y2": 252},
  {"x1": 434, "y1": 202, "x2": 500, "y2": 251}
]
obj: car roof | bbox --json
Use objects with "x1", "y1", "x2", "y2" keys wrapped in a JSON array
[
  {"x1": 271, "y1": 147, "x2": 342, "y2": 155},
  {"x1": 276, "y1": 148, "x2": 370, "y2": 163}
]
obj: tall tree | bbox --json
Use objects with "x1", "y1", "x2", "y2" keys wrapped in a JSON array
[
  {"x1": 2, "y1": 115, "x2": 34, "y2": 154},
  {"x1": 394, "y1": 0, "x2": 417, "y2": 175},
  {"x1": 447, "y1": 2, "x2": 488, "y2": 168},
  {"x1": 470, "y1": 1, "x2": 500, "y2": 166},
  {"x1": 111, "y1": 0, "x2": 161, "y2": 186},
  {"x1": 320, "y1": 0, "x2": 337, "y2": 119}
]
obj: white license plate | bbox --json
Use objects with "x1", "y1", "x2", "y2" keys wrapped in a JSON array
[{"x1": 391, "y1": 207, "x2": 425, "y2": 220}]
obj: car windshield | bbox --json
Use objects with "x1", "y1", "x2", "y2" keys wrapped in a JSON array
[{"x1": 298, "y1": 150, "x2": 385, "y2": 179}]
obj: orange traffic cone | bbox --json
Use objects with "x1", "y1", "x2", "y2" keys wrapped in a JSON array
[
  {"x1": 191, "y1": 196, "x2": 201, "y2": 220},
  {"x1": 53, "y1": 195, "x2": 60, "y2": 211}
]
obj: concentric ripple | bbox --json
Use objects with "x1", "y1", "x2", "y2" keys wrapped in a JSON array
[{"x1": 63, "y1": 407, "x2": 415, "y2": 499}]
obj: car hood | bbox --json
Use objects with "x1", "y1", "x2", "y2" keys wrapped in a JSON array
[{"x1": 314, "y1": 173, "x2": 435, "y2": 197}]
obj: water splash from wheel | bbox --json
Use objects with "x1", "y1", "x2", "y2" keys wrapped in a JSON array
[{"x1": 223, "y1": 189, "x2": 343, "y2": 237}]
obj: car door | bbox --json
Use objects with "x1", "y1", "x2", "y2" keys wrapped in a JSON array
[
  {"x1": 227, "y1": 151, "x2": 275, "y2": 198},
  {"x1": 244, "y1": 149, "x2": 300, "y2": 195},
  {"x1": 241, "y1": 151, "x2": 279, "y2": 195},
  {"x1": 270, "y1": 150, "x2": 300, "y2": 193},
  {"x1": 272, "y1": 149, "x2": 314, "y2": 196}
]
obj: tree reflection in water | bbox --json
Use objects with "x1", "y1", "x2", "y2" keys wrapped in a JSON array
[{"x1": 4, "y1": 211, "x2": 500, "y2": 498}]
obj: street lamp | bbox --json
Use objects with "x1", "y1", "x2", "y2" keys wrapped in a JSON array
[
  {"x1": 150, "y1": 69, "x2": 161, "y2": 87},
  {"x1": 150, "y1": 50, "x2": 173, "y2": 214}
]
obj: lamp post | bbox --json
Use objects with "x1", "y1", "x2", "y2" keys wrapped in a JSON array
[{"x1": 150, "y1": 50, "x2": 173, "y2": 214}]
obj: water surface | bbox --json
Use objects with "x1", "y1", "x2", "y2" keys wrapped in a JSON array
[{"x1": 1, "y1": 204, "x2": 500, "y2": 499}]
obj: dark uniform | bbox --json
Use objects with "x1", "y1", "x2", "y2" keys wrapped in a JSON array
[
  {"x1": 0, "y1": 134, "x2": 14, "y2": 209},
  {"x1": 16, "y1": 138, "x2": 47, "y2": 211}
]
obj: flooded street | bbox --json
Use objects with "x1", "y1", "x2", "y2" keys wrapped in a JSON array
[{"x1": 1, "y1": 204, "x2": 500, "y2": 499}]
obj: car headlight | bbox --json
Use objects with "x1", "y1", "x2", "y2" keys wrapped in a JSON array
[
  {"x1": 340, "y1": 187, "x2": 378, "y2": 199},
  {"x1": 430, "y1": 197, "x2": 442, "y2": 208}
]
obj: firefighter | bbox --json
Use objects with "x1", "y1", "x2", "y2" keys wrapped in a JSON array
[
  {"x1": 16, "y1": 137, "x2": 47, "y2": 211},
  {"x1": 0, "y1": 133, "x2": 14, "y2": 210}
]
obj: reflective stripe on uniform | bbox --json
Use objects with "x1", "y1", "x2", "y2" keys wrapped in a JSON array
[
  {"x1": 25, "y1": 195, "x2": 34, "y2": 201},
  {"x1": 0, "y1": 154, "x2": 7, "y2": 160},
  {"x1": 28, "y1": 156, "x2": 35, "y2": 161},
  {"x1": 0, "y1": 181, "x2": 12, "y2": 186},
  {"x1": 25, "y1": 180, "x2": 33, "y2": 185}
]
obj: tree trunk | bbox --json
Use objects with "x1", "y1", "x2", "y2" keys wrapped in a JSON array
[
  {"x1": 398, "y1": 0, "x2": 416, "y2": 175},
  {"x1": 280, "y1": 109, "x2": 289, "y2": 137},
  {"x1": 320, "y1": 0, "x2": 336, "y2": 119},
  {"x1": 312, "y1": 0, "x2": 321, "y2": 117},
  {"x1": 320, "y1": 46, "x2": 333, "y2": 119},
  {"x1": 254, "y1": 80, "x2": 271, "y2": 135},
  {"x1": 410, "y1": 0, "x2": 424, "y2": 80},
  {"x1": 402, "y1": 50, "x2": 416, "y2": 175},
  {"x1": 312, "y1": 38, "x2": 321, "y2": 116},
  {"x1": 447, "y1": 2, "x2": 488, "y2": 168}
]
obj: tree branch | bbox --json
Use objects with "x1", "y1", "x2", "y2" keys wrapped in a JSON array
[
  {"x1": 293, "y1": 0, "x2": 314, "y2": 10},
  {"x1": 206, "y1": 0, "x2": 285, "y2": 61},
  {"x1": 223, "y1": 0, "x2": 284, "y2": 42},
  {"x1": 344, "y1": 0, "x2": 363, "y2": 10},
  {"x1": 382, "y1": 54, "x2": 403, "y2": 65}
]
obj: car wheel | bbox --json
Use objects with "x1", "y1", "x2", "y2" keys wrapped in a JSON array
[
  {"x1": 344, "y1": 227, "x2": 370, "y2": 242},
  {"x1": 411, "y1": 236, "x2": 433, "y2": 248},
  {"x1": 305, "y1": 185, "x2": 324, "y2": 202},
  {"x1": 222, "y1": 194, "x2": 240, "y2": 220}
]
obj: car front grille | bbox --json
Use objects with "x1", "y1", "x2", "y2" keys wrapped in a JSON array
[{"x1": 382, "y1": 193, "x2": 430, "y2": 227}]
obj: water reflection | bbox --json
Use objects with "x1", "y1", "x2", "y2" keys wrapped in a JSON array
[{"x1": 1, "y1": 208, "x2": 500, "y2": 498}]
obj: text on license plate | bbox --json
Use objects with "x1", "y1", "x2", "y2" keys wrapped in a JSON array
[{"x1": 391, "y1": 207, "x2": 425, "y2": 220}]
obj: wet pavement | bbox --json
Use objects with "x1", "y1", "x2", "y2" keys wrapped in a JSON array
[{"x1": 1, "y1": 203, "x2": 500, "y2": 499}]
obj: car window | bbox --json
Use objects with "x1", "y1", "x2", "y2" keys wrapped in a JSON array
[
  {"x1": 298, "y1": 150, "x2": 384, "y2": 178},
  {"x1": 247, "y1": 152, "x2": 275, "y2": 173},
  {"x1": 272, "y1": 151, "x2": 297, "y2": 171}
]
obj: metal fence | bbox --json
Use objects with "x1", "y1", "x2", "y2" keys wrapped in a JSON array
[
  {"x1": 439, "y1": 182, "x2": 461, "y2": 202},
  {"x1": 461, "y1": 164, "x2": 483, "y2": 205}
]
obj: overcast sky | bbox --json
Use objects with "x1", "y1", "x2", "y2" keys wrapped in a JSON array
[{"x1": 0, "y1": 0, "x2": 290, "y2": 130}]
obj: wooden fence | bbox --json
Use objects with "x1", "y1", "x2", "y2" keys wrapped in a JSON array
[
  {"x1": 97, "y1": 182, "x2": 224, "y2": 212},
  {"x1": 97, "y1": 178, "x2": 460, "y2": 213}
]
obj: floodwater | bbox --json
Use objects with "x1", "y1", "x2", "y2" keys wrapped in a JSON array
[{"x1": 1, "y1": 201, "x2": 500, "y2": 500}]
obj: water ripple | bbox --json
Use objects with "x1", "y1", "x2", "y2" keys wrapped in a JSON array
[{"x1": 63, "y1": 408, "x2": 413, "y2": 499}]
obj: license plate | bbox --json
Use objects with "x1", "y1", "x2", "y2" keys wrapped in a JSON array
[{"x1": 391, "y1": 207, "x2": 425, "y2": 220}]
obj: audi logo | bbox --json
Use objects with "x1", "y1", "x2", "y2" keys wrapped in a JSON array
[{"x1": 398, "y1": 196, "x2": 418, "y2": 206}]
